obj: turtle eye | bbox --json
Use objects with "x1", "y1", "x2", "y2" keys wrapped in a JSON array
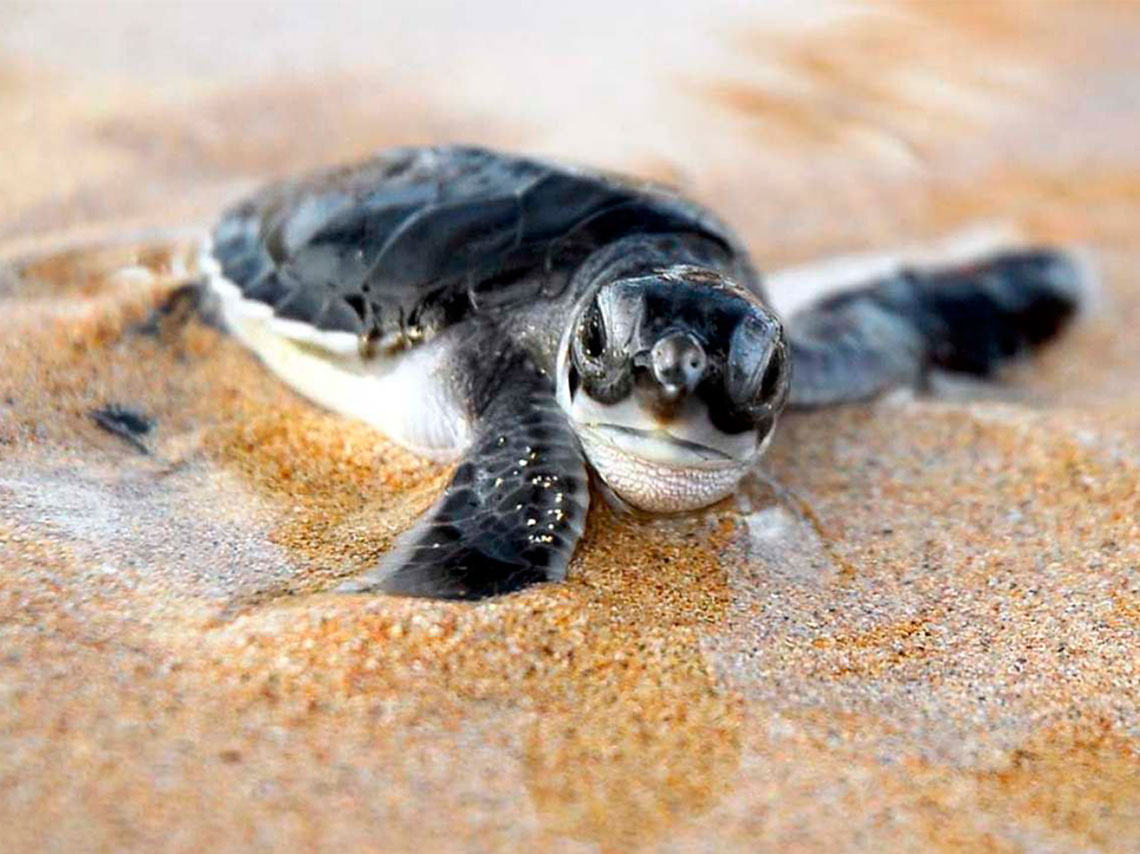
[
  {"x1": 726, "y1": 308, "x2": 787, "y2": 414},
  {"x1": 760, "y1": 348, "x2": 785, "y2": 403},
  {"x1": 570, "y1": 294, "x2": 635, "y2": 404},
  {"x1": 574, "y1": 301, "x2": 608, "y2": 374},
  {"x1": 582, "y1": 305, "x2": 606, "y2": 359}
]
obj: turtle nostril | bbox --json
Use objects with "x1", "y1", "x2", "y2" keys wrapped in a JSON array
[{"x1": 651, "y1": 332, "x2": 706, "y2": 392}]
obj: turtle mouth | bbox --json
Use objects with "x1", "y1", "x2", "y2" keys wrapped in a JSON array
[
  {"x1": 574, "y1": 419, "x2": 763, "y2": 513},
  {"x1": 581, "y1": 423, "x2": 742, "y2": 468},
  {"x1": 568, "y1": 394, "x2": 775, "y2": 512},
  {"x1": 566, "y1": 392, "x2": 769, "y2": 470}
]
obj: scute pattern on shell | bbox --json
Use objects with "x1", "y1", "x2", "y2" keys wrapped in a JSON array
[{"x1": 210, "y1": 145, "x2": 729, "y2": 352}]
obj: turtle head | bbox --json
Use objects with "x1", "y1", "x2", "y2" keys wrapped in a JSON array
[{"x1": 558, "y1": 265, "x2": 789, "y2": 512}]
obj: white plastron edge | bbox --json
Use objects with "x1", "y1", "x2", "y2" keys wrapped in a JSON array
[
  {"x1": 199, "y1": 235, "x2": 470, "y2": 461},
  {"x1": 197, "y1": 237, "x2": 361, "y2": 356}
]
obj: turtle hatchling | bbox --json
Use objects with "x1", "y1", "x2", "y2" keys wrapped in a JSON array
[{"x1": 201, "y1": 144, "x2": 1084, "y2": 599}]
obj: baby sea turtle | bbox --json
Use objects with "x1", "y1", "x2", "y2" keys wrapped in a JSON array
[{"x1": 201, "y1": 145, "x2": 1082, "y2": 599}]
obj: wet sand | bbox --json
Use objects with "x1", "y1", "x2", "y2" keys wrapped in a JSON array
[{"x1": 1, "y1": 2, "x2": 1138, "y2": 851}]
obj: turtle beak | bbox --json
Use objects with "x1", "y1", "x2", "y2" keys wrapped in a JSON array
[{"x1": 634, "y1": 331, "x2": 707, "y2": 419}]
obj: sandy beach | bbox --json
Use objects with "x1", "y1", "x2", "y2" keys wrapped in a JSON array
[{"x1": 1, "y1": 2, "x2": 1138, "y2": 850}]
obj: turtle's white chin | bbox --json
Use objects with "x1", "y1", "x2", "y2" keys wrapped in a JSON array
[{"x1": 568, "y1": 395, "x2": 771, "y2": 513}]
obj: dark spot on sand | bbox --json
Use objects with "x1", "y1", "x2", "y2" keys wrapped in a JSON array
[{"x1": 90, "y1": 404, "x2": 155, "y2": 454}]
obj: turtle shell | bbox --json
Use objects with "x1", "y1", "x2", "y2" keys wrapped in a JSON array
[{"x1": 209, "y1": 145, "x2": 734, "y2": 350}]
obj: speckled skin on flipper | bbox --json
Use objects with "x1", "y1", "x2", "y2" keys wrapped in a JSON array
[
  {"x1": 338, "y1": 328, "x2": 589, "y2": 599},
  {"x1": 205, "y1": 144, "x2": 1083, "y2": 599}
]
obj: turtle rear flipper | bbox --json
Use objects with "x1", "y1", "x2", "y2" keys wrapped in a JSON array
[
  {"x1": 785, "y1": 248, "x2": 1087, "y2": 407},
  {"x1": 338, "y1": 347, "x2": 589, "y2": 600}
]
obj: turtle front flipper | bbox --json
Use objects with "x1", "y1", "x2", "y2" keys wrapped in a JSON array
[
  {"x1": 784, "y1": 248, "x2": 1087, "y2": 407},
  {"x1": 338, "y1": 348, "x2": 589, "y2": 600}
]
